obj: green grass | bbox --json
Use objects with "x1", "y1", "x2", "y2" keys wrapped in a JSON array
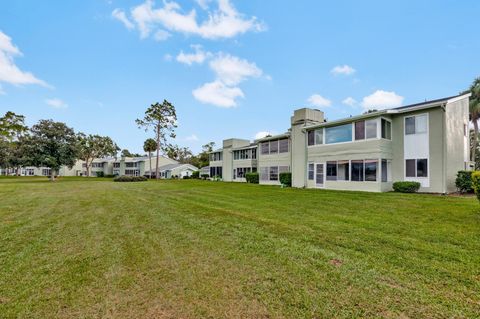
[{"x1": 0, "y1": 177, "x2": 479, "y2": 318}]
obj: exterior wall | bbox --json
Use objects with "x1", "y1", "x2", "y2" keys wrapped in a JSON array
[
  {"x1": 391, "y1": 108, "x2": 445, "y2": 193},
  {"x1": 291, "y1": 124, "x2": 307, "y2": 188},
  {"x1": 232, "y1": 158, "x2": 257, "y2": 182},
  {"x1": 445, "y1": 98, "x2": 470, "y2": 192},
  {"x1": 258, "y1": 150, "x2": 291, "y2": 185}
]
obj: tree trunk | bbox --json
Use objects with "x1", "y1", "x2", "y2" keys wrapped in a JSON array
[
  {"x1": 156, "y1": 126, "x2": 160, "y2": 179},
  {"x1": 148, "y1": 151, "x2": 152, "y2": 178},
  {"x1": 50, "y1": 169, "x2": 56, "y2": 182},
  {"x1": 473, "y1": 120, "x2": 479, "y2": 168}
]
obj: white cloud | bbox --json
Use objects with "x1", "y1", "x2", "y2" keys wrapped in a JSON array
[
  {"x1": 209, "y1": 53, "x2": 262, "y2": 85},
  {"x1": 185, "y1": 134, "x2": 199, "y2": 141},
  {"x1": 153, "y1": 29, "x2": 171, "y2": 41},
  {"x1": 192, "y1": 53, "x2": 265, "y2": 107},
  {"x1": 112, "y1": 8, "x2": 135, "y2": 30},
  {"x1": 331, "y1": 64, "x2": 356, "y2": 76},
  {"x1": 176, "y1": 45, "x2": 211, "y2": 65},
  {"x1": 0, "y1": 84, "x2": 5, "y2": 95},
  {"x1": 307, "y1": 94, "x2": 332, "y2": 107},
  {"x1": 164, "y1": 53, "x2": 173, "y2": 61},
  {"x1": 0, "y1": 31, "x2": 48, "y2": 88},
  {"x1": 342, "y1": 97, "x2": 357, "y2": 107},
  {"x1": 45, "y1": 98, "x2": 68, "y2": 109},
  {"x1": 195, "y1": 0, "x2": 212, "y2": 10},
  {"x1": 193, "y1": 80, "x2": 244, "y2": 108},
  {"x1": 118, "y1": 0, "x2": 265, "y2": 40},
  {"x1": 254, "y1": 131, "x2": 273, "y2": 139},
  {"x1": 361, "y1": 90, "x2": 404, "y2": 110}
]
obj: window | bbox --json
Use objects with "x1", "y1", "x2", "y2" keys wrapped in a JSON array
[
  {"x1": 270, "y1": 140, "x2": 279, "y2": 154},
  {"x1": 210, "y1": 166, "x2": 222, "y2": 178},
  {"x1": 365, "y1": 120, "x2": 377, "y2": 139},
  {"x1": 261, "y1": 142, "x2": 269, "y2": 155},
  {"x1": 279, "y1": 139, "x2": 289, "y2": 153},
  {"x1": 315, "y1": 129, "x2": 323, "y2": 145},
  {"x1": 417, "y1": 159, "x2": 428, "y2": 177},
  {"x1": 113, "y1": 163, "x2": 120, "y2": 168},
  {"x1": 326, "y1": 161, "x2": 337, "y2": 181},
  {"x1": 355, "y1": 121, "x2": 365, "y2": 140},
  {"x1": 351, "y1": 160, "x2": 364, "y2": 181},
  {"x1": 42, "y1": 168, "x2": 51, "y2": 176},
  {"x1": 364, "y1": 160, "x2": 378, "y2": 182},
  {"x1": 308, "y1": 130, "x2": 315, "y2": 146},
  {"x1": 381, "y1": 159, "x2": 391, "y2": 182},
  {"x1": 260, "y1": 167, "x2": 269, "y2": 181},
  {"x1": 381, "y1": 119, "x2": 392, "y2": 139},
  {"x1": 406, "y1": 159, "x2": 416, "y2": 177},
  {"x1": 269, "y1": 166, "x2": 279, "y2": 181},
  {"x1": 405, "y1": 115, "x2": 427, "y2": 135},
  {"x1": 315, "y1": 163, "x2": 324, "y2": 185},
  {"x1": 308, "y1": 163, "x2": 314, "y2": 180},
  {"x1": 337, "y1": 161, "x2": 349, "y2": 181},
  {"x1": 252, "y1": 148, "x2": 257, "y2": 159},
  {"x1": 325, "y1": 124, "x2": 352, "y2": 144},
  {"x1": 233, "y1": 168, "x2": 236, "y2": 179}
]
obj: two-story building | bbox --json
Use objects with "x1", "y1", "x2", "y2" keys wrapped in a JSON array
[{"x1": 209, "y1": 93, "x2": 471, "y2": 193}]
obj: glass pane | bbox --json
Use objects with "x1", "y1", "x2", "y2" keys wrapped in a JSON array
[
  {"x1": 365, "y1": 160, "x2": 378, "y2": 181},
  {"x1": 381, "y1": 119, "x2": 391, "y2": 139},
  {"x1": 270, "y1": 140, "x2": 278, "y2": 154},
  {"x1": 337, "y1": 161, "x2": 349, "y2": 181},
  {"x1": 326, "y1": 161, "x2": 337, "y2": 181},
  {"x1": 406, "y1": 159, "x2": 416, "y2": 177},
  {"x1": 355, "y1": 121, "x2": 365, "y2": 140},
  {"x1": 325, "y1": 124, "x2": 353, "y2": 144},
  {"x1": 261, "y1": 142, "x2": 269, "y2": 155},
  {"x1": 279, "y1": 139, "x2": 289, "y2": 153},
  {"x1": 417, "y1": 159, "x2": 428, "y2": 177},
  {"x1": 381, "y1": 159, "x2": 388, "y2": 182},
  {"x1": 315, "y1": 129, "x2": 323, "y2": 145},
  {"x1": 260, "y1": 167, "x2": 268, "y2": 180},
  {"x1": 269, "y1": 166, "x2": 278, "y2": 181},
  {"x1": 416, "y1": 115, "x2": 427, "y2": 133},
  {"x1": 307, "y1": 130, "x2": 315, "y2": 146},
  {"x1": 366, "y1": 120, "x2": 377, "y2": 139},
  {"x1": 316, "y1": 164, "x2": 324, "y2": 185},
  {"x1": 405, "y1": 117, "x2": 415, "y2": 135},
  {"x1": 351, "y1": 160, "x2": 364, "y2": 181},
  {"x1": 308, "y1": 163, "x2": 314, "y2": 180}
]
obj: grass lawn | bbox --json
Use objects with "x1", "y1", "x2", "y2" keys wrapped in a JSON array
[{"x1": 0, "y1": 177, "x2": 479, "y2": 318}]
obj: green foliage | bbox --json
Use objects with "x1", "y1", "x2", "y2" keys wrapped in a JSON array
[
  {"x1": 143, "y1": 138, "x2": 157, "y2": 154},
  {"x1": 191, "y1": 171, "x2": 200, "y2": 179},
  {"x1": 120, "y1": 149, "x2": 143, "y2": 157},
  {"x1": 245, "y1": 172, "x2": 259, "y2": 184},
  {"x1": 113, "y1": 175, "x2": 147, "y2": 182},
  {"x1": 96, "y1": 171, "x2": 105, "y2": 178},
  {"x1": 164, "y1": 144, "x2": 192, "y2": 163},
  {"x1": 471, "y1": 171, "x2": 480, "y2": 202},
  {"x1": 455, "y1": 171, "x2": 473, "y2": 193},
  {"x1": 182, "y1": 175, "x2": 191, "y2": 179},
  {"x1": 104, "y1": 174, "x2": 115, "y2": 178},
  {"x1": 279, "y1": 172, "x2": 292, "y2": 187},
  {"x1": 393, "y1": 181, "x2": 421, "y2": 193},
  {"x1": 77, "y1": 134, "x2": 119, "y2": 177},
  {"x1": 23, "y1": 120, "x2": 78, "y2": 180},
  {"x1": 201, "y1": 174, "x2": 209, "y2": 180}
]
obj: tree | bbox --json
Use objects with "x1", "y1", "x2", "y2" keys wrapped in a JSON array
[
  {"x1": 164, "y1": 144, "x2": 192, "y2": 163},
  {"x1": 136, "y1": 100, "x2": 177, "y2": 179},
  {"x1": 466, "y1": 78, "x2": 480, "y2": 165},
  {"x1": 190, "y1": 142, "x2": 215, "y2": 168},
  {"x1": 143, "y1": 138, "x2": 157, "y2": 178},
  {"x1": 77, "y1": 134, "x2": 119, "y2": 177},
  {"x1": 120, "y1": 149, "x2": 143, "y2": 157},
  {"x1": 23, "y1": 120, "x2": 78, "y2": 181},
  {"x1": 0, "y1": 112, "x2": 28, "y2": 175}
]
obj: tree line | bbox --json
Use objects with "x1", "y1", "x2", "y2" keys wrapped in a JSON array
[{"x1": 0, "y1": 99, "x2": 215, "y2": 181}]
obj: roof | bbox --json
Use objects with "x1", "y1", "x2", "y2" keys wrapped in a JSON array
[
  {"x1": 255, "y1": 132, "x2": 290, "y2": 143},
  {"x1": 304, "y1": 93, "x2": 470, "y2": 131},
  {"x1": 232, "y1": 143, "x2": 258, "y2": 151},
  {"x1": 157, "y1": 163, "x2": 198, "y2": 172}
]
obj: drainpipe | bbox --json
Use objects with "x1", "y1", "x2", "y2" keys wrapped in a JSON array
[{"x1": 441, "y1": 103, "x2": 447, "y2": 194}]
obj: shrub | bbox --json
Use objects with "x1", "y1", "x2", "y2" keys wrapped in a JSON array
[
  {"x1": 279, "y1": 172, "x2": 292, "y2": 187},
  {"x1": 105, "y1": 174, "x2": 115, "y2": 178},
  {"x1": 183, "y1": 175, "x2": 191, "y2": 179},
  {"x1": 113, "y1": 175, "x2": 148, "y2": 182},
  {"x1": 201, "y1": 174, "x2": 209, "y2": 180},
  {"x1": 96, "y1": 171, "x2": 105, "y2": 178},
  {"x1": 471, "y1": 171, "x2": 480, "y2": 201},
  {"x1": 191, "y1": 171, "x2": 200, "y2": 179},
  {"x1": 393, "y1": 181, "x2": 421, "y2": 193},
  {"x1": 455, "y1": 171, "x2": 473, "y2": 193},
  {"x1": 245, "y1": 172, "x2": 259, "y2": 184}
]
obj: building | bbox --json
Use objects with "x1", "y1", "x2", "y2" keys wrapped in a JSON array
[
  {"x1": 209, "y1": 94, "x2": 471, "y2": 193},
  {"x1": 155, "y1": 163, "x2": 198, "y2": 179}
]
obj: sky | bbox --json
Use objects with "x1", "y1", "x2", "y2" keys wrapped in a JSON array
[{"x1": 0, "y1": 0, "x2": 479, "y2": 154}]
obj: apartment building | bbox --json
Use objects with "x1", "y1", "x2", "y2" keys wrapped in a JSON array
[{"x1": 209, "y1": 93, "x2": 471, "y2": 193}]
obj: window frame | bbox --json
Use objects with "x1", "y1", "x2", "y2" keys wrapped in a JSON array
[
  {"x1": 381, "y1": 118, "x2": 392, "y2": 140},
  {"x1": 405, "y1": 158, "x2": 429, "y2": 178}
]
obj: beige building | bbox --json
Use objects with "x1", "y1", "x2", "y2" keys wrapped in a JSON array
[{"x1": 209, "y1": 94, "x2": 471, "y2": 193}]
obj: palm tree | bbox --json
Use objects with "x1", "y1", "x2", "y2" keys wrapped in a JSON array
[
  {"x1": 467, "y1": 78, "x2": 480, "y2": 164},
  {"x1": 143, "y1": 138, "x2": 157, "y2": 178}
]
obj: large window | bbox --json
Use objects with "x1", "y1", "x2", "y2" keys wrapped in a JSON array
[
  {"x1": 261, "y1": 139, "x2": 289, "y2": 154},
  {"x1": 269, "y1": 166, "x2": 279, "y2": 181},
  {"x1": 364, "y1": 160, "x2": 378, "y2": 182},
  {"x1": 233, "y1": 148, "x2": 256, "y2": 160},
  {"x1": 351, "y1": 160, "x2": 364, "y2": 181},
  {"x1": 210, "y1": 166, "x2": 222, "y2": 178},
  {"x1": 269, "y1": 140, "x2": 279, "y2": 154},
  {"x1": 326, "y1": 161, "x2": 337, "y2": 181},
  {"x1": 405, "y1": 115, "x2": 427, "y2": 135},
  {"x1": 315, "y1": 129, "x2": 323, "y2": 145},
  {"x1": 308, "y1": 130, "x2": 315, "y2": 146},
  {"x1": 308, "y1": 163, "x2": 314, "y2": 180},
  {"x1": 235, "y1": 167, "x2": 251, "y2": 178},
  {"x1": 279, "y1": 139, "x2": 289, "y2": 153},
  {"x1": 381, "y1": 119, "x2": 392, "y2": 139},
  {"x1": 261, "y1": 142, "x2": 269, "y2": 155},
  {"x1": 355, "y1": 121, "x2": 365, "y2": 140},
  {"x1": 406, "y1": 159, "x2": 428, "y2": 178},
  {"x1": 366, "y1": 120, "x2": 377, "y2": 139},
  {"x1": 325, "y1": 124, "x2": 352, "y2": 144}
]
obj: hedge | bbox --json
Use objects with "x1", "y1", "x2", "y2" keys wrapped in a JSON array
[
  {"x1": 95, "y1": 171, "x2": 105, "y2": 178},
  {"x1": 455, "y1": 171, "x2": 473, "y2": 193},
  {"x1": 471, "y1": 171, "x2": 480, "y2": 201},
  {"x1": 113, "y1": 175, "x2": 148, "y2": 182},
  {"x1": 279, "y1": 172, "x2": 292, "y2": 187},
  {"x1": 245, "y1": 172, "x2": 259, "y2": 184},
  {"x1": 392, "y1": 181, "x2": 421, "y2": 193},
  {"x1": 191, "y1": 171, "x2": 200, "y2": 179}
]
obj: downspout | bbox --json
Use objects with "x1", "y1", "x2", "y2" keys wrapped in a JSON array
[{"x1": 441, "y1": 103, "x2": 447, "y2": 194}]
